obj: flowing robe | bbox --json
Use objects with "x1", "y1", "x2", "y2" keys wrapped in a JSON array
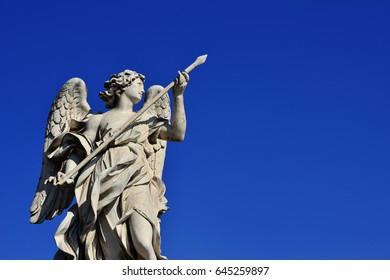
[{"x1": 53, "y1": 114, "x2": 168, "y2": 260}]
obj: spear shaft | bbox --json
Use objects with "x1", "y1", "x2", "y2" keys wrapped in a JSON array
[{"x1": 56, "y1": 55, "x2": 207, "y2": 186}]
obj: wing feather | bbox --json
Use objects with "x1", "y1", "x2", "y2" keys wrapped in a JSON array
[
  {"x1": 30, "y1": 78, "x2": 91, "y2": 224},
  {"x1": 144, "y1": 85, "x2": 171, "y2": 178}
]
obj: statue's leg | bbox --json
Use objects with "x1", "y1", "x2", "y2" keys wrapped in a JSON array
[{"x1": 128, "y1": 211, "x2": 157, "y2": 260}]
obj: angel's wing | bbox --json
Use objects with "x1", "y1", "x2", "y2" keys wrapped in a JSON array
[
  {"x1": 30, "y1": 78, "x2": 91, "y2": 224},
  {"x1": 144, "y1": 85, "x2": 171, "y2": 178}
]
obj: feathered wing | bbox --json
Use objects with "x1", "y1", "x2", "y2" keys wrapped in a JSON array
[
  {"x1": 144, "y1": 85, "x2": 171, "y2": 178},
  {"x1": 30, "y1": 78, "x2": 91, "y2": 224}
]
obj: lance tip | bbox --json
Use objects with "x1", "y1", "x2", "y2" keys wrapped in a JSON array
[{"x1": 197, "y1": 54, "x2": 208, "y2": 64}]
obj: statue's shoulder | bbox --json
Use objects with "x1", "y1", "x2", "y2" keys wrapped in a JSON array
[{"x1": 86, "y1": 113, "x2": 103, "y2": 126}]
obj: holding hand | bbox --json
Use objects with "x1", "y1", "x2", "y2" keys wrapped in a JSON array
[
  {"x1": 173, "y1": 71, "x2": 189, "y2": 97},
  {"x1": 45, "y1": 171, "x2": 75, "y2": 187}
]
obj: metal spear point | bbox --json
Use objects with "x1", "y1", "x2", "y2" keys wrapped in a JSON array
[{"x1": 56, "y1": 54, "x2": 208, "y2": 186}]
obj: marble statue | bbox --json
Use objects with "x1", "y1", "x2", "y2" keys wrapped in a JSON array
[{"x1": 29, "y1": 55, "x2": 207, "y2": 260}]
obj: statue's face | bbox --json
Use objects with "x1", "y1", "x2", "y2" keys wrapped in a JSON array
[{"x1": 123, "y1": 77, "x2": 144, "y2": 104}]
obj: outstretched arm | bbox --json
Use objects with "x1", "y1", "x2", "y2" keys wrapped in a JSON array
[{"x1": 159, "y1": 71, "x2": 189, "y2": 142}]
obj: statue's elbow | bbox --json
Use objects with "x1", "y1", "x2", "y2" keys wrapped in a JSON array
[{"x1": 170, "y1": 133, "x2": 185, "y2": 142}]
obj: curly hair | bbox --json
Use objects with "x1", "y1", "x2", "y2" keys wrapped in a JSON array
[{"x1": 99, "y1": 69, "x2": 145, "y2": 108}]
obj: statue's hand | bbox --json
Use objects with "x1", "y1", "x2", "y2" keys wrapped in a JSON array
[
  {"x1": 173, "y1": 71, "x2": 189, "y2": 97},
  {"x1": 45, "y1": 172, "x2": 75, "y2": 187}
]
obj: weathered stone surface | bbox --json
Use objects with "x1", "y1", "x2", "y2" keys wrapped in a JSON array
[{"x1": 30, "y1": 65, "x2": 194, "y2": 260}]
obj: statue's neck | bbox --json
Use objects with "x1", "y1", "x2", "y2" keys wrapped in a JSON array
[{"x1": 115, "y1": 95, "x2": 134, "y2": 112}]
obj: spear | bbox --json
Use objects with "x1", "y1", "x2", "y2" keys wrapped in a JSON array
[{"x1": 56, "y1": 54, "x2": 208, "y2": 186}]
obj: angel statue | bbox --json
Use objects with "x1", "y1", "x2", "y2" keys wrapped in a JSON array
[{"x1": 29, "y1": 65, "x2": 192, "y2": 260}]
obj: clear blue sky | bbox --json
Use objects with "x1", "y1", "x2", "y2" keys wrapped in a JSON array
[{"x1": 0, "y1": 0, "x2": 389, "y2": 260}]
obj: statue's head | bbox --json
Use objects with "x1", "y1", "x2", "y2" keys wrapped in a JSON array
[{"x1": 99, "y1": 69, "x2": 145, "y2": 108}]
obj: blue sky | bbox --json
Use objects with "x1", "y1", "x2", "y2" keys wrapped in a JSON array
[{"x1": 0, "y1": 0, "x2": 389, "y2": 260}]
